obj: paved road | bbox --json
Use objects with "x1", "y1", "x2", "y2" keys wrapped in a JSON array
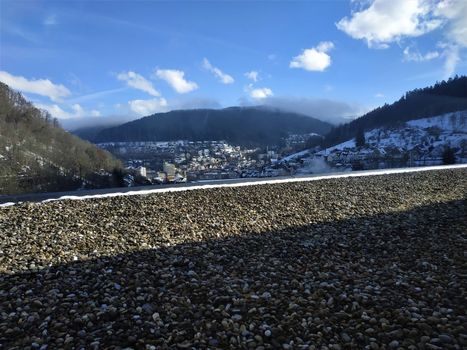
[
  {"x1": 0, "y1": 174, "x2": 312, "y2": 204},
  {"x1": 1, "y1": 164, "x2": 466, "y2": 205}
]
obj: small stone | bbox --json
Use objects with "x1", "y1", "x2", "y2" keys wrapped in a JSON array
[
  {"x1": 232, "y1": 314, "x2": 242, "y2": 322},
  {"x1": 341, "y1": 333, "x2": 351, "y2": 343},
  {"x1": 141, "y1": 303, "x2": 153, "y2": 314},
  {"x1": 439, "y1": 334, "x2": 452, "y2": 343},
  {"x1": 177, "y1": 342, "x2": 191, "y2": 349},
  {"x1": 209, "y1": 339, "x2": 219, "y2": 346}
]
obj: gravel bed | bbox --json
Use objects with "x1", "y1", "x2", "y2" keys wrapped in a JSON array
[{"x1": 0, "y1": 169, "x2": 466, "y2": 349}]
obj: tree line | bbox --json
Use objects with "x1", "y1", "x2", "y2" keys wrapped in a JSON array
[
  {"x1": 0, "y1": 83, "x2": 122, "y2": 195},
  {"x1": 324, "y1": 75, "x2": 467, "y2": 147}
]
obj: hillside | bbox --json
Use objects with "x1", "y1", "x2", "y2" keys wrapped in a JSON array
[
  {"x1": 0, "y1": 83, "x2": 122, "y2": 195},
  {"x1": 94, "y1": 107, "x2": 333, "y2": 146},
  {"x1": 280, "y1": 110, "x2": 467, "y2": 172},
  {"x1": 1, "y1": 168, "x2": 465, "y2": 348},
  {"x1": 325, "y1": 76, "x2": 467, "y2": 146}
]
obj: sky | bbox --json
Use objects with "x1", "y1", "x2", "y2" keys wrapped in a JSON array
[{"x1": 1, "y1": 0, "x2": 466, "y2": 128}]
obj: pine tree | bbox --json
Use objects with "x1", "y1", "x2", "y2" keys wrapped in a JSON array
[
  {"x1": 355, "y1": 128, "x2": 365, "y2": 148},
  {"x1": 442, "y1": 147, "x2": 456, "y2": 165}
]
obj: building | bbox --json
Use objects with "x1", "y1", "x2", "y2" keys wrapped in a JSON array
[
  {"x1": 136, "y1": 166, "x2": 147, "y2": 178},
  {"x1": 163, "y1": 162, "x2": 176, "y2": 181}
]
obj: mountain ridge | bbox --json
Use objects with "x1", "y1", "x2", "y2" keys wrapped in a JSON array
[{"x1": 93, "y1": 106, "x2": 333, "y2": 147}]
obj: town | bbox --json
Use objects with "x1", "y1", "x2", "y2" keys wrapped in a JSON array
[
  {"x1": 97, "y1": 111, "x2": 466, "y2": 186},
  {"x1": 97, "y1": 139, "x2": 292, "y2": 185}
]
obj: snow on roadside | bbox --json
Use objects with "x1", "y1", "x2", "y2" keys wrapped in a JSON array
[
  {"x1": 1, "y1": 164, "x2": 464, "y2": 207},
  {"x1": 0, "y1": 202, "x2": 16, "y2": 207}
]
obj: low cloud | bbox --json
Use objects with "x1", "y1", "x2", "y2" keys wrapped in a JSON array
[
  {"x1": 202, "y1": 58, "x2": 234, "y2": 84},
  {"x1": 250, "y1": 87, "x2": 273, "y2": 100},
  {"x1": 169, "y1": 97, "x2": 222, "y2": 110},
  {"x1": 253, "y1": 96, "x2": 367, "y2": 125},
  {"x1": 0, "y1": 70, "x2": 71, "y2": 102},
  {"x1": 117, "y1": 71, "x2": 160, "y2": 96},
  {"x1": 155, "y1": 69, "x2": 198, "y2": 93},
  {"x1": 128, "y1": 97, "x2": 168, "y2": 116},
  {"x1": 289, "y1": 41, "x2": 334, "y2": 72}
]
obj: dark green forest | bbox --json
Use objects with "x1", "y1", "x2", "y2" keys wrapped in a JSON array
[
  {"x1": 94, "y1": 107, "x2": 333, "y2": 146},
  {"x1": 325, "y1": 76, "x2": 467, "y2": 146},
  {"x1": 0, "y1": 83, "x2": 122, "y2": 195}
]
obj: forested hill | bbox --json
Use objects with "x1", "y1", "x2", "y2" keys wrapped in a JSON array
[
  {"x1": 0, "y1": 83, "x2": 122, "y2": 195},
  {"x1": 94, "y1": 107, "x2": 333, "y2": 146},
  {"x1": 325, "y1": 76, "x2": 467, "y2": 146}
]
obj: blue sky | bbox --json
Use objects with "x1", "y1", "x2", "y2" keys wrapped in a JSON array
[{"x1": 1, "y1": 0, "x2": 466, "y2": 127}]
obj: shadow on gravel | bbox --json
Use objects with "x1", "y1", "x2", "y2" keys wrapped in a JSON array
[{"x1": 1, "y1": 200, "x2": 466, "y2": 349}]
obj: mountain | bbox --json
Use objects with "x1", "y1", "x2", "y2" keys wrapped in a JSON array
[
  {"x1": 73, "y1": 125, "x2": 119, "y2": 142},
  {"x1": 0, "y1": 83, "x2": 122, "y2": 195},
  {"x1": 94, "y1": 107, "x2": 333, "y2": 147},
  {"x1": 325, "y1": 76, "x2": 467, "y2": 146}
]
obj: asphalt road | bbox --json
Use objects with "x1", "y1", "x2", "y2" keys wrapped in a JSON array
[{"x1": 1, "y1": 164, "x2": 466, "y2": 205}]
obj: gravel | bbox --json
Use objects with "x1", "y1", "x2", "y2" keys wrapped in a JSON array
[{"x1": 0, "y1": 169, "x2": 466, "y2": 349}]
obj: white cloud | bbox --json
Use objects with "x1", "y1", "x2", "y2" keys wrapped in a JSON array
[
  {"x1": 375, "y1": 93, "x2": 385, "y2": 98},
  {"x1": 250, "y1": 87, "x2": 273, "y2": 100},
  {"x1": 155, "y1": 69, "x2": 198, "y2": 94},
  {"x1": 435, "y1": 0, "x2": 467, "y2": 47},
  {"x1": 435, "y1": 1, "x2": 467, "y2": 78},
  {"x1": 338, "y1": 0, "x2": 467, "y2": 77},
  {"x1": 202, "y1": 58, "x2": 234, "y2": 84},
  {"x1": 336, "y1": 0, "x2": 442, "y2": 48},
  {"x1": 0, "y1": 71, "x2": 71, "y2": 102},
  {"x1": 438, "y1": 42, "x2": 460, "y2": 79},
  {"x1": 128, "y1": 97, "x2": 168, "y2": 116},
  {"x1": 34, "y1": 102, "x2": 101, "y2": 119},
  {"x1": 289, "y1": 41, "x2": 334, "y2": 71},
  {"x1": 244, "y1": 71, "x2": 259, "y2": 82},
  {"x1": 34, "y1": 103, "x2": 72, "y2": 119},
  {"x1": 403, "y1": 46, "x2": 440, "y2": 61},
  {"x1": 117, "y1": 71, "x2": 160, "y2": 97},
  {"x1": 44, "y1": 15, "x2": 57, "y2": 26}
]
